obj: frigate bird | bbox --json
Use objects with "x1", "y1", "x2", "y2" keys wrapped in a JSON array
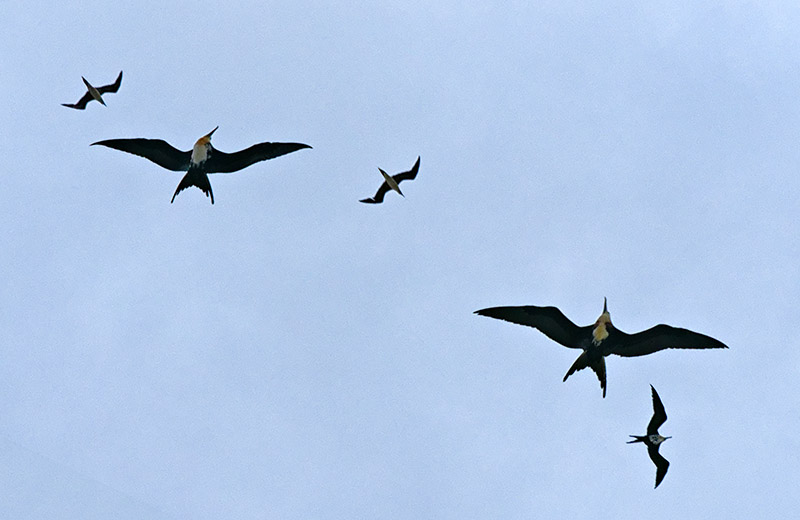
[
  {"x1": 359, "y1": 156, "x2": 420, "y2": 203},
  {"x1": 628, "y1": 385, "x2": 671, "y2": 488},
  {"x1": 474, "y1": 298, "x2": 728, "y2": 397},
  {"x1": 92, "y1": 127, "x2": 311, "y2": 203},
  {"x1": 62, "y1": 71, "x2": 123, "y2": 109}
]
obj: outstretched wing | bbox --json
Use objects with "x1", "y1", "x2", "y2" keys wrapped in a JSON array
[
  {"x1": 91, "y1": 139, "x2": 191, "y2": 171},
  {"x1": 359, "y1": 182, "x2": 392, "y2": 204},
  {"x1": 647, "y1": 385, "x2": 667, "y2": 435},
  {"x1": 205, "y1": 142, "x2": 311, "y2": 174},
  {"x1": 610, "y1": 324, "x2": 728, "y2": 357},
  {"x1": 61, "y1": 91, "x2": 94, "y2": 110},
  {"x1": 474, "y1": 305, "x2": 584, "y2": 349},
  {"x1": 648, "y1": 446, "x2": 670, "y2": 488},
  {"x1": 393, "y1": 156, "x2": 420, "y2": 183},
  {"x1": 97, "y1": 71, "x2": 123, "y2": 94}
]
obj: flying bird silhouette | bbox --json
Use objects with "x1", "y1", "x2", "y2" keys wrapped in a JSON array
[
  {"x1": 359, "y1": 156, "x2": 420, "y2": 203},
  {"x1": 92, "y1": 126, "x2": 311, "y2": 204},
  {"x1": 474, "y1": 298, "x2": 728, "y2": 397},
  {"x1": 628, "y1": 385, "x2": 671, "y2": 488},
  {"x1": 62, "y1": 71, "x2": 123, "y2": 109}
]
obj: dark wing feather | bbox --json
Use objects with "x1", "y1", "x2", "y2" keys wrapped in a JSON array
[
  {"x1": 204, "y1": 142, "x2": 311, "y2": 174},
  {"x1": 648, "y1": 446, "x2": 670, "y2": 488},
  {"x1": 359, "y1": 182, "x2": 391, "y2": 204},
  {"x1": 647, "y1": 385, "x2": 667, "y2": 435},
  {"x1": 474, "y1": 305, "x2": 584, "y2": 349},
  {"x1": 97, "y1": 71, "x2": 123, "y2": 94},
  {"x1": 610, "y1": 324, "x2": 728, "y2": 357},
  {"x1": 62, "y1": 91, "x2": 94, "y2": 110},
  {"x1": 91, "y1": 139, "x2": 191, "y2": 171},
  {"x1": 393, "y1": 156, "x2": 420, "y2": 183}
]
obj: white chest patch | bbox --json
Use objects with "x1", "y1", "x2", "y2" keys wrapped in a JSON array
[
  {"x1": 191, "y1": 142, "x2": 210, "y2": 165},
  {"x1": 592, "y1": 323, "x2": 609, "y2": 345}
]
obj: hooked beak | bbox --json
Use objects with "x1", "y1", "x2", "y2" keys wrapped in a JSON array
[{"x1": 204, "y1": 126, "x2": 219, "y2": 139}]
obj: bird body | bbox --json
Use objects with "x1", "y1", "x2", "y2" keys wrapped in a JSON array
[
  {"x1": 360, "y1": 156, "x2": 420, "y2": 203},
  {"x1": 92, "y1": 126, "x2": 311, "y2": 204},
  {"x1": 62, "y1": 71, "x2": 122, "y2": 109},
  {"x1": 380, "y1": 168, "x2": 404, "y2": 197},
  {"x1": 628, "y1": 385, "x2": 671, "y2": 488},
  {"x1": 474, "y1": 298, "x2": 728, "y2": 397}
]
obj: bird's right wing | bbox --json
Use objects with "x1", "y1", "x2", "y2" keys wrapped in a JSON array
[
  {"x1": 98, "y1": 71, "x2": 123, "y2": 94},
  {"x1": 359, "y1": 181, "x2": 391, "y2": 204},
  {"x1": 393, "y1": 156, "x2": 421, "y2": 183},
  {"x1": 474, "y1": 305, "x2": 584, "y2": 348},
  {"x1": 91, "y1": 139, "x2": 191, "y2": 171},
  {"x1": 205, "y1": 142, "x2": 311, "y2": 173},
  {"x1": 648, "y1": 446, "x2": 670, "y2": 488},
  {"x1": 61, "y1": 91, "x2": 93, "y2": 110},
  {"x1": 647, "y1": 385, "x2": 668, "y2": 435}
]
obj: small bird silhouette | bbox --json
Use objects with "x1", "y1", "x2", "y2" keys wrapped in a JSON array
[
  {"x1": 359, "y1": 156, "x2": 420, "y2": 203},
  {"x1": 628, "y1": 385, "x2": 671, "y2": 488},
  {"x1": 62, "y1": 71, "x2": 123, "y2": 109}
]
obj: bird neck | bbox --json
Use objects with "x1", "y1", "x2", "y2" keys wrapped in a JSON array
[{"x1": 649, "y1": 434, "x2": 669, "y2": 445}]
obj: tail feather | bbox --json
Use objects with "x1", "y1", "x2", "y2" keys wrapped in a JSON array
[
  {"x1": 172, "y1": 170, "x2": 214, "y2": 204},
  {"x1": 563, "y1": 352, "x2": 607, "y2": 397},
  {"x1": 627, "y1": 435, "x2": 647, "y2": 444}
]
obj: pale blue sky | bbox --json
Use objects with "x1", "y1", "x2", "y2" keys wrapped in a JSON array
[{"x1": 2, "y1": 1, "x2": 799, "y2": 518}]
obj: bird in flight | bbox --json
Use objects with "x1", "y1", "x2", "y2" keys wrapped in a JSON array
[
  {"x1": 62, "y1": 71, "x2": 123, "y2": 109},
  {"x1": 474, "y1": 298, "x2": 728, "y2": 397},
  {"x1": 92, "y1": 126, "x2": 311, "y2": 204},
  {"x1": 628, "y1": 385, "x2": 671, "y2": 488},
  {"x1": 359, "y1": 156, "x2": 420, "y2": 203}
]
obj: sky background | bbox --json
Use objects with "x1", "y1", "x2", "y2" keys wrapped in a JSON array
[{"x1": 2, "y1": 1, "x2": 800, "y2": 518}]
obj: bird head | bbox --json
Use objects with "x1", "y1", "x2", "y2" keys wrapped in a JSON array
[
  {"x1": 196, "y1": 126, "x2": 219, "y2": 147},
  {"x1": 191, "y1": 126, "x2": 219, "y2": 165},
  {"x1": 592, "y1": 297, "x2": 613, "y2": 344}
]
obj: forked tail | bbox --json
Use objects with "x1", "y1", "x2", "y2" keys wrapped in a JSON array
[
  {"x1": 563, "y1": 352, "x2": 607, "y2": 397},
  {"x1": 172, "y1": 170, "x2": 214, "y2": 204}
]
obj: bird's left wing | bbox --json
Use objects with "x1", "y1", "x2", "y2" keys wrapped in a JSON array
[
  {"x1": 474, "y1": 305, "x2": 584, "y2": 349},
  {"x1": 648, "y1": 446, "x2": 670, "y2": 488},
  {"x1": 610, "y1": 324, "x2": 728, "y2": 357},
  {"x1": 92, "y1": 139, "x2": 191, "y2": 171},
  {"x1": 205, "y1": 142, "x2": 311, "y2": 173},
  {"x1": 647, "y1": 385, "x2": 667, "y2": 435}
]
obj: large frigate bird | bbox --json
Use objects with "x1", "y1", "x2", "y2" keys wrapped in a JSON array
[
  {"x1": 359, "y1": 156, "x2": 420, "y2": 203},
  {"x1": 628, "y1": 385, "x2": 671, "y2": 488},
  {"x1": 62, "y1": 71, "x2": 123, "y2": 109},
  {"x1": 474, "y1": 298, "x2": 728, "y2": 397},
  {"x1": 92, "y1": 126, "x2": 311, "y2": 204}
]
